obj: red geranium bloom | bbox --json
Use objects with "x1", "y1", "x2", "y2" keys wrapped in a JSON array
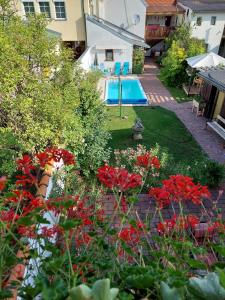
[
  {"x1": 157, "y1": 218, "x2": 176, "y2": 234},
  {"x1": 18, "y1": 225, "x2": 36, "y2": 238},
  {"x1": 46, "y1": 148, "x2": 75, "y2": 166},
  {"x1": 97, "y1": 165, "x2": 142, "y2": 191},
  {"x1": 150, "y1": 175, "x2": 210, "y2": 207},
  {"x1": 0, "y1": 209, "x2": 19, "y2": 222},
  {"x1": 36, "y1": 152, "x2": 51, "y2": 168},
  {"x1": 16, "y1": 155, "x2": 35, "y2": 174},
  {"x1": 118, "y1": 224, "x2": 142, "y2": 243},
  {"x1": 136, "y1": 153, "x2": 160, "y2": 169},
  {"x1": 0, "y1": 176, "x2": 7, "y2": 191},
  {"x1": 187, "y1": 215, "x2": 200, "y2": 229},
  {"x1": 162, "y1": 175, "x2": 210, "y2": 204},
  {"x1": 149, "y1": 187, "x2": 171, "y2": 209}
]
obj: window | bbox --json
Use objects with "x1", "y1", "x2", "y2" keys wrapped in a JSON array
[
  {"x1": 105, "y1": 49, "x2": 114, "y2": 61},
  {"x1": 54, "y1": 1, "x2": 66, "y2": 19},
  {"x1": 196, "y1": 17, "x2": 202, "y2": 26},
  {"x1": 39, "y1": 2, "x2": 51, "y2": 18},
  {"x1": 211, "y1": 16, "x2": 217, "y2": 25},
  {"x1": 23, "y1": 2, "x2": 35, "y2": 16}
]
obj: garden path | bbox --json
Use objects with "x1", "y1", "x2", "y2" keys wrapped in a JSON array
[{"x1": 139, "y1": 59, "x2": 225, "y2": 164}]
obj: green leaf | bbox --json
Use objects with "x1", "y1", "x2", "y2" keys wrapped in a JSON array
[
  {"x1": 17, "y1": 216, "x2": 34, "y2": 226},
  {"x1": 214, "y1": 245, "x2": 225, "y2": 258},
  {"x1": 160, "y1": 282, "x2": 183, "y2": 300},
  {"x1": 68, "y1": 285, "x2": 92, "y2": 300},
  {"x1": 187, "y1": 258, "x2": 206, "y2": 269},
  {"x1": 216, "y1": 268, "x2": 225, "y2": 290},
  {"x1": 126, "y1": 272, "x2": 154, "y2": 289},
  {"x1": 188, "y1": 272, "x2": 225, "y2": 300}
]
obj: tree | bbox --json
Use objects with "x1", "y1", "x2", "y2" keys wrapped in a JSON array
[
  {"x1": 160, "y1": 23, "x2": 206, "y2": 86},
  {"x1": 0, "y1": 7, "x2": 109, "y2": 176}
]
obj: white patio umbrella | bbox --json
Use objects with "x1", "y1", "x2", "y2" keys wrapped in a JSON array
[{"x1": 186, "y1": 52, "x2": 225, "y2": 69}]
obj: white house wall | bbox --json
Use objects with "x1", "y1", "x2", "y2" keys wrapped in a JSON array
[
  {"x1": 178, "y1": 3, "x2": 225, "y2": 54},
  {"x1": 99, "y1": 0, "x2": 146, "y2": 38},
  {"x1": 190, "y1": 13, "x2": 225, "y2": 54},
  {"x1": 86, "y1": 19, "x2": 133, "y2": 70}
]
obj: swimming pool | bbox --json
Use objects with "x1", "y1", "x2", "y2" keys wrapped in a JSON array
[{"x1": 105, "y1": 79, "x2": 148, "y2": 105}]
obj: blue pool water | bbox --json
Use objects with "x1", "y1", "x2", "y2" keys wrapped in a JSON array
[{"x1": 106, "y1": 79, "x2": 147, "y2": 105}]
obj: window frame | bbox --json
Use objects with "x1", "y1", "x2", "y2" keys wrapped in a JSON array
[
  {"x1": 211, "y1": 16, "x2": 217, "y2": 26},
  {"x1": 54, "y1": 1, "x2": 66, "y2": 20},
  {"x1": 196, "y1": 17, "x2": 202, "y2": 26},
  {"x1": 39, "y1": 2, "x2": 51, "y2": 18},
  {"x1": 105, "y1": 49, "x2": 114, "y2": 62},
  {"x1": 23, "y1": 1, "x2": 35, "y2": 17}
]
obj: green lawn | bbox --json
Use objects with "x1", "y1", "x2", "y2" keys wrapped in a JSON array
[{"x1": 106, "y1": 106, "x2": 206, "y2": 163}]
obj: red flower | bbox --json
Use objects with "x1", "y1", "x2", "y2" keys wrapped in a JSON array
[
  {"x1": 18, "y1": 226, "x2": 36, "y2": 238},
  {"x1": 149, "y1": 175, "x2": 210, "y2": 207},
  {"x1": 187, "y1": 215, "x2": 200, "y2": 229},
  {"x1": 149, "y1": 187, "x2": 171, "y2": 209},
  {"x1": 118, "y1": 225, "x2": 141, "y2": 243},
  {"x1": 136, "y1": 153, "x2": 160, "y2": 169},
  {"x1": 0, "y1": 209, "x2": 19, "y2": 222},
  {"x1": 36, "y1": 152, "x2": 51, "y2": 168},
  {"x1": 162, "y1": 175, "x2": 210, "y2": 204},
  {"x1": 0, "y1": 176, "x2": 7, "y2": 191},
  {"x1": 16, "y1": 155, "x2": 35, "y2": 174},
  {"x1": 157, "y1": 218, "x2": 176, "y2": 234},
  {"x1": 41, "y1": 225, "x2": 62, "y2": 238},
  {"x1": 46, "y1": 148, "x2": 76, "y2": 166},
  {"x1": 7, "y1": 190, "x2": 34, "y2": 204},
  {"x1": 97, "y1": 165, "x2": 142, "y2": 191}
]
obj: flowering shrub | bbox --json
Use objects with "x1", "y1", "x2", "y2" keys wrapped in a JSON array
[{"x1": 0, "y1": 147, "x2": 225, "y2": 299}]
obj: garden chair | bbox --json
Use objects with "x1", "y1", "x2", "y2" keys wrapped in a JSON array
[
  {"x1": 122, "y1": 62, "x2": 129, "y2": 75},
  {"x1": 114, "y1": 62, "x2": 121, "y2": 76}
]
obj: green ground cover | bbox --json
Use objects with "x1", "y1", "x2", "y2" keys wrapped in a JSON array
[{"x1": 106, "y1": 106, "x2": 206, "y2": 163}]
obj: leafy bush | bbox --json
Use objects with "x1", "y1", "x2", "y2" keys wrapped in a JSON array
[
  {"x1": 0, "y1": 10, "x2": 109, "y2": 178},
  {"x1": 174, "y1": 159, "x2": 225, "y2": 188},
  {"x1": 160, "y1": 24, "x2": 206, "y2": 86},
  {"x1": 132, "y1": 47, "x2": 145, "y2": 74}
]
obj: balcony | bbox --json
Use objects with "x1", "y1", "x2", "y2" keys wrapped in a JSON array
[{"x1": 145, "y1": 25, "x2": 174, "y2": 40}]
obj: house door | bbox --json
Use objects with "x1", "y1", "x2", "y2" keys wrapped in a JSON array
[{"x1": 165, "y1": 16, "x2": 172, "y2": 27}]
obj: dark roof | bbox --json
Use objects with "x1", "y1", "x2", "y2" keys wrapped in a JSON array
[
  {"x1": 199, "y1": 70, "x2": 225, "y2": 91},
  {"x1": 178, "y1": 0, "x2": 225, "y2": 12}
]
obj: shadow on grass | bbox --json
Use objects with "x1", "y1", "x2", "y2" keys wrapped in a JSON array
[{"x1": 107, "y1": 106, "x2": 206, "y2": 163}]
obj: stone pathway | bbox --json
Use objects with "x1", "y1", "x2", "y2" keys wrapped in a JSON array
[{"x1": 139, "y1": 59, "x2": 225, "y2": 164}]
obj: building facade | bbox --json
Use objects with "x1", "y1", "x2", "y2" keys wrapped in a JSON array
[
  {"x1": 145, "y1": 0, "x2": 184, "y2": 49},
  {"x1": 178, "y1": 0, "x2": 225, "y2": 55},
  {"x1": 13, "y1": 0, "x2": 92, "y2": 58}
]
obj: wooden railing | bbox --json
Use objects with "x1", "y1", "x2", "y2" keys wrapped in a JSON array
[{"x1": 145, "y1": 26, "x2": 174, "y2": 40}]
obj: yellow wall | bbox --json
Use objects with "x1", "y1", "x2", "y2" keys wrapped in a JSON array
[
  {"x1": 14, "y1": 0, "x2": 87, "y2": 41},
  {"x1": 213, "y1": 91, "x2": 225, "y2": 118}
]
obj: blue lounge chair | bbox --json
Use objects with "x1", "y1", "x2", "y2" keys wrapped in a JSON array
[
  {"x1": 122, "y1": 62, "x2": 129, "y2": 75},
  {"x1": 114, "y1": 62, "x2": 121, "y2": 76}
]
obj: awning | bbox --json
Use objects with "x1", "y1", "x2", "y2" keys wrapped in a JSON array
[{"x1": 186, "y1": 52, "x2": 225, "y2": 70}]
